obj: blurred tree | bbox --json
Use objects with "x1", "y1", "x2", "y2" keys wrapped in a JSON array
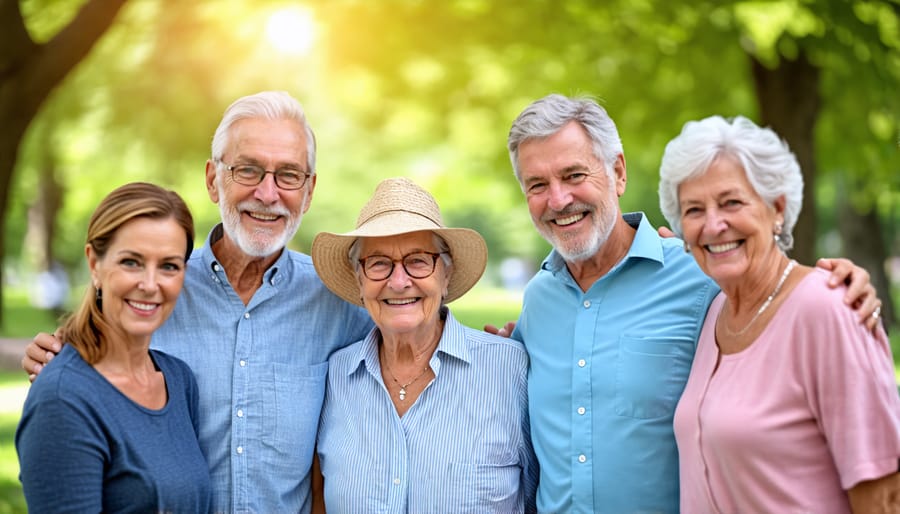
[{"x1": 0, "y1": 0, "x2": 125, "y2": 326}]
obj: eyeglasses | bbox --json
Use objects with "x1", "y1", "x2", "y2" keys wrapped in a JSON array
[
  {"x1": 222, "y1": 162, "x2": 313, "y2": 190},
  {"x1": 358, "y1": 252, "x2": 444, "y2": 281}
]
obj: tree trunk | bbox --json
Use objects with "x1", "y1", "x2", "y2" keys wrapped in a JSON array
[
  {"x1": 837, "y1": 193, "x2": 895, "y2": 331},
  {"x1": 0, "y1": 0, "x2": 125, "y2": 328},
  {"x1": 750, "y1": 52, "x2": 820, "y2": 266}
]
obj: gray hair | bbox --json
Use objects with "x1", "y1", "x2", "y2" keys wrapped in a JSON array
[
  {"x1": 211, "y1": 91, "x2": 317, "y2": 173},
  {"x1": 507, "y1": 94, "x2": 623, "y2": 184},
  {"x1": 658, "y1": 115, "x2": 803, "y2": 252}
]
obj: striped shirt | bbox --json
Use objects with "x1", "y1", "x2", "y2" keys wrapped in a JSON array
[{"x1": 317, "y1": 308, "x2": 537, "y2": 513}]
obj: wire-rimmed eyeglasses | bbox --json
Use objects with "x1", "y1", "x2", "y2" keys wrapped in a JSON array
[
  {"x1": 358, "y1": 252, "x2": 444, "y2": 281},
  {"x1": 220, "y1": 161, "x2": 313, "y2": 190}
]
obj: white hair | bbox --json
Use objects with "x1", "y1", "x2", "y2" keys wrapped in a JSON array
[{"x1": 658, "y1": 115, "x2": 803, "y2": 252}]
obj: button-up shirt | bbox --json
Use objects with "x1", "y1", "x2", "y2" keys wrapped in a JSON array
[
  {"x1": 513, "y1": 212, "x2": 718, "y2": 513},
  {"x1": 318, "y1": 309, "x2": 537, "y2": 513},
  {"x1": 153, "y1": 224, "x2": 374, "y2": 514}
]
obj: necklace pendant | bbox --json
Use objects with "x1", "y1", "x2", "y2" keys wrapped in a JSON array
[{"x1": 398, "y1": 387, "x2": 407, "y2": 401}]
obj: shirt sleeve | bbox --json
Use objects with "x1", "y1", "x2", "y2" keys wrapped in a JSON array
[
  {"x1": 795, "y1": 277, "x2": 900, "y2": 489},
  {"x1": 17, "y1": 395, "x2": 108, "y2": 513}
]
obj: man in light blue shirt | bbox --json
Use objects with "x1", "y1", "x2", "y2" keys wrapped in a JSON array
[
  {"x1": 502, "y1": 94, "x2": 879, "y2": 513},
  {"x1": 26, "y1": 91, "x2": 373, "y2": 513}
]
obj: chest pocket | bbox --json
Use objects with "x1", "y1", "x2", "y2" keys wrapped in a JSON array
[{"x1": 614, "y1": 336, "x2": 694, "y2": 419}]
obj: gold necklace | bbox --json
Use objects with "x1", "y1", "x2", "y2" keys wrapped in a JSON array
[
  {"x1": 381, "y1": 358, "x2": 431, "y2": 401},
  {"x1": 721, "y1": 259, "x2": 796, "y2": 337}
]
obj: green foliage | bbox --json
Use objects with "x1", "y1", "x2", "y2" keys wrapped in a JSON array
[{"x1": 5, "y1": 0, "x2": 899, "y2": 319}]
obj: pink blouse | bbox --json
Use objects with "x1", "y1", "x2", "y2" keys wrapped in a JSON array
[{"x1": 674, "y1": 269, "x2": 900, "y2": 514}]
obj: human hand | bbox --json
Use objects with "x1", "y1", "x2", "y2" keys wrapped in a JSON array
[
  {"x1": 815, "y1": 257, "x2": 881, "y2": 331},
  {"x1": 657, "y1": 226, "x2": 676, "y2": 239},
  {"x1": 23, "y1": 331, "x2": 63, "y2": 383},
  {"x1": 484, "y1": 321, "x2": 517, "y2": 338}
]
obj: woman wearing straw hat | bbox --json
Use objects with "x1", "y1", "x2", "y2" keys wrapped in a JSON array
[{"x1": 311, "y1": 177, "x2": 537, "y2": 513}]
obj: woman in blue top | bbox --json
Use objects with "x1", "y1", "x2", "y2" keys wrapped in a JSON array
[
  {"x1": 16, "y1": 182, "x2": 211, "y2": 513},
  {"x1": 311, "y1": 177, "x2": 537, "y2": 513}
]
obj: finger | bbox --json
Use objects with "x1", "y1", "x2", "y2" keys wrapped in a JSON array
[
  {"x1": 484, "y1": 324, "x2": 499, "y2": 335},
  {"x1": 841, "y1": 268, "x2": 871, "y2": 303},
  {"x1": 29, "y1": 373, "x2": 37, "y2": 383},
  {"x1": 815, "y1": 257, "x2": 835, "y2": 272}
]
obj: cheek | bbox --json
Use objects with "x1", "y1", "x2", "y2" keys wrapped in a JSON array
[{"x1": 526, "y1": 196, "x2": 545, "y2": 219}]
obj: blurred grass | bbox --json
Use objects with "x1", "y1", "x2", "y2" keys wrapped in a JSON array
[{"x1": 0, "y1": 371, "x2": 26, "y2": 514}]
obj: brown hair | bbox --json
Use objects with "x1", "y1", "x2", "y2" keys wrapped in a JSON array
[{"x1": 61, "y1": 182, "x2": 195, "y2": 364}]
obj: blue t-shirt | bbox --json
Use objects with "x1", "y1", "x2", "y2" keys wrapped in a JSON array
[
  {"x1": 16, "y1": 344, "x2": 211, "y2": 513},
  {"x1": 152, "y1": 224, "x2": 374, "y2": 513},
  {"x1": 318, "y1": 308, "x2": 538, "y2": 513},
  {"x1": 513, "y1": 212, "x2": 719, "y2": 514}
]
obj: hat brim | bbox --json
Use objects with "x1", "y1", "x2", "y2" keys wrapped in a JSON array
[{"x1": 311, "y1": 214, "x2": 487, "y2": 307}]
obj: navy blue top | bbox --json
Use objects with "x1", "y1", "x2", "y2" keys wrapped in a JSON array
[{"x1": 16, "y1": 344, "x2": 211, "y2": 513}]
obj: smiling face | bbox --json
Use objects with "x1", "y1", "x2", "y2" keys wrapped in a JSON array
[
  {"x1": 516, "y1": 121, "x2": 626, "y2": 262},
  {"x1": 88, "y1": 217, "x2": 187, "y2": 347},
  {"x1": 207, "y1": 117, "x2": 316, "y2": 257},
  {"x1": 356, "y1": 232, "x2": 450, "y2": 341},
  {"x1": 678, "y1": 154, "x2": 785, "y2": 288}
]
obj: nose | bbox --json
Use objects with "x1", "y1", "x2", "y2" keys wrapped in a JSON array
[
  {"x1": 703, "y1": 208, "x2": 728, "y2": 235},
  {"x1": 546, "y1": 180, "x2": 572, "y2": 212},
  {"x1": 254, "y1": 172, "x2": 280, "y2": 204},
  {"x1": 386, "y1": 260, "x2": 412, "y2": 289},
  {"x1": 138, "y1": 269, "x2": 160, "y2": 293}
]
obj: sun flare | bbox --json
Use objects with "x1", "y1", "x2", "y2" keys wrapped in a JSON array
[{"x1": 266, "y1": 7, "x2": 316, "y2": 55}]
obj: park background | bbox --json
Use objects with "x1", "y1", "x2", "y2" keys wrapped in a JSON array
[{"x1": 1, "y1": 0, "x2": 898, "y2": 510}]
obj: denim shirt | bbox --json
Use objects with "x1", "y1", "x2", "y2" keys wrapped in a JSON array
[{"x1": 153, "y1": 224, "x2": 374, "y2": 514}]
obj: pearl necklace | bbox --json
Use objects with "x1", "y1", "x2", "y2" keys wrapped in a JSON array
[{"x1": 721, "y1": 259, "x2": 796, "y2": 337}]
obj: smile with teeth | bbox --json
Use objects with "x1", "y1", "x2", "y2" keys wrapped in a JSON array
[
  {"x1": 248, "y1": 212, "x2": 279, "y2": 221},
  {"x1": 126, "y1": 300, "x2": 159, "y2": 312},
  {"x1": 384, "y1": 298, "x2": 418, "y2": 305},
  {"x1": 554, "y1": 213, "x2": 585, "y2": 226},
  {"x1": 706, "y1": 241, "x2": 741, "y2": 253}
]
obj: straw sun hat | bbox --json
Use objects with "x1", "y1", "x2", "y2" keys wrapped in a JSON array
[{"x1": 311, "y1": 177, "x2": 488, "y2": 307}]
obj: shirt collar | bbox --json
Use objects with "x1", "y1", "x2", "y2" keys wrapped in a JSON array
[
  {"x1": 198, "y1": 223, "x2": 287, "y2": 285},
  {"x1": 541, "y1": 211, "x2": 665, "y2": 275},
  {"x1": 348, "y1": 307, "x2": 472, "y2": 378}
]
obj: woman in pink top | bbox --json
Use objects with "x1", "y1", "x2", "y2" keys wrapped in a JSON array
[{"x1": 658, "y1": 115, "x2": 900, "y2": 513}]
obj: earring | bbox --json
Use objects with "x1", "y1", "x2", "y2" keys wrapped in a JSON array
[
  {"x1": 95, "y1": 287, "x2": 103, "y2": 309},
  {"x1": 684, "y1": 241, "x2": 692, "y2": 253},
  {"x1": 95, "y1": 287, "x2": 102, "y2": 299},
  {"x1": 774, "y1": 222, "x2": 784, "y2": 246}
]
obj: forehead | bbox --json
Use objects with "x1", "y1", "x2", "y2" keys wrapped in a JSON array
[
  {"x1": 359, "y1": 231, "x2": 435, "y2": 255},
  {"x1": 679, "y1": 155, "x2": 753, "y2": 198},
  {"x1": 226, "y1": 117, "x2": 307, "y2": 164},
  {"x1": 517, "y1": 121, "x2": 602, "y2": 177},
  {"x1": 106, "y1": 217, "x2": 187, "y2": 254}
]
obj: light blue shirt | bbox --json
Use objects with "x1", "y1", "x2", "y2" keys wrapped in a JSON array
[
  {"x1": 513, "y1": 213, "x2": 718, "y2": 514},
  {"x1": 317, "y1": 308, "x2": 538, "y2": 513},
  {"x1": 153, "y1": 224, "x2": 374, "y2": 514}
]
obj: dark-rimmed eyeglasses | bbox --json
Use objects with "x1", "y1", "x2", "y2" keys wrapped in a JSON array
[
  {"x1": 358, "y1": 252, "x2": 444, "y2": 281},
  {"x1": 222, "y1": 162, "x2": 313, "y2": 190}
]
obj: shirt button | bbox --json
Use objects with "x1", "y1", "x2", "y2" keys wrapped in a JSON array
[
  {"x1": 244, "y1": 312, "x2": 250, "y2": 319},
  {"x1": 583, "y1": 300, "x2": 591, "y2": 308},
  {"x1": 237, "y1": 409, "x2": 244, "y2": 418},
  {"x1": 236, "y1": 446, "x2": 243, "y2": 455},
  {"x1": 577, "y1": 407, "x2": 586, "y2": 415},
  {"x1": 577, "y1": 359, "x2": 586, "y2": 367},
  {"x1": 392, "y1": 478, "x2": 401, "y2": 485},
  {"x1": 213, "y1": 264, "x2": 221, "y2": 271},
  {"x1": 239, "y1": 360, "x2": 246, "y2": 367},
  {"x1": 578, "y1": 454, "x2": 586, "y2": 463}
]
